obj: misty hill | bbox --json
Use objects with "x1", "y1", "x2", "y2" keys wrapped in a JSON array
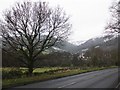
[
  {"x1": 77, "y1": 34, "x2": 118, "y2": 53},
  {"x1": 54, "y1": 41, "x2": 78, "y2": 53},
  {"x1": 47, "y1": 34, "x2": 118, "y2": 54}
]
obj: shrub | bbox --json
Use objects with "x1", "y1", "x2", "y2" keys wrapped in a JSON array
[{"x1": 2, "y1": 68, "x2": 23, "y2": 79}]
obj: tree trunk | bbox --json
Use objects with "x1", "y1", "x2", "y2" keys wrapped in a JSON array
[
  {"x1": 27, "y1": 61, "x2": 34, "y2": 76},
  {"x1": 28, "y1": 66, "x2": 33, "y2": 76}
]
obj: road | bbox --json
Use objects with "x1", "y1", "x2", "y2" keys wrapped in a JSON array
[{"x1": 14, "y1": 68, "x2": 119, "y2": 88}]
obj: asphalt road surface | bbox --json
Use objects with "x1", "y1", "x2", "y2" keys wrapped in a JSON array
[{"x1": 14, "y1": 68, "x2": 119, "y2": 88}]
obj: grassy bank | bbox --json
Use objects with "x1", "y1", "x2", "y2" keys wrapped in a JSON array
[{"x1": 2, "y1": 66, "x2": 118, "y2": 88}]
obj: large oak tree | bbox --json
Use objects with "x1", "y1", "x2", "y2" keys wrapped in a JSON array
[{"x1": 1, "y1": 1, "x2": 71, "y2": 75}]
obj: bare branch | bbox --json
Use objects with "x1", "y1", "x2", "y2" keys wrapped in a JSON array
[
  {"x1": 1, "y1": 1, "x2": 71, "y2": 75},
  {"x1": 105, "y1": 1, "x2": 120, "y2": 33}
]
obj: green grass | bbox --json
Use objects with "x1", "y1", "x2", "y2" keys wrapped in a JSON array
[
  {"x1": 2, "y1": 66, "x2": 118, "y2": 88},
  {"x1": 1, "y1": 67, "x2": 63, "y2": 73},
  {"x1": 33, "y1": 67, "x2": 63, "y2": 73}
]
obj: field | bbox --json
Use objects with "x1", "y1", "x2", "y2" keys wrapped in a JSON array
[
  {"x1": 1, "y1": 67, "x2": 63, "y2": 73},
  {"x1": 2, "y1": 66, "x2": 118, "y2": 88}
]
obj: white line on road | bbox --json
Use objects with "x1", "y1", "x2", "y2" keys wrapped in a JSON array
[
  {"x1": 116, "y1": 82, "x2": 120, "y2": 88},
  {"x1": 58, "y1": 82, "x2": 76, "y2": 88}
]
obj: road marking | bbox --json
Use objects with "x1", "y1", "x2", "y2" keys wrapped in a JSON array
[
  {"x1": 58, "y1": 82, "x2": 76, "y2": 88},
  {"x1": 116, "y1": 82, "x2": 120, "y2": 88}
]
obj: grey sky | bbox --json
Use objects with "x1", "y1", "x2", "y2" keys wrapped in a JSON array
[{"x1": 0, "y1": 0, "x2": 114, "y2": 42}]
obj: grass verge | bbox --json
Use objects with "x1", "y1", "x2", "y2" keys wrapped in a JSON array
[{"x1": 2, "y1": 66, "x2": 118, "y2": 88}]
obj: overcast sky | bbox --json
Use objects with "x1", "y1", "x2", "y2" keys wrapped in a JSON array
[{"x1": 0, "y1": 0, "x2": 114, "y2": 43}]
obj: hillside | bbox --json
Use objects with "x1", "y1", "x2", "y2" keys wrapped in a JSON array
[
  {"x1": 52, "y1": 34, "x2": 118, "y2": 54},
  {"x1": 76, "y1": 34, "x2": 118, "y2": 53}
]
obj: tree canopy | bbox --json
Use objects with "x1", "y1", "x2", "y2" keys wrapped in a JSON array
[
  {"x1": 1, "y1": 1, "x2": 71, "y2": 75},
  {"x1": 106, "y1": 1, "x2": 120, "y2": 33}
]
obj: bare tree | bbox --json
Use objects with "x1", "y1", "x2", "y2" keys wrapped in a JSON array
[
  {"x1": 1, "y1": 2, "x2": 71, "y2": 75},
  {"x1": 105, "y1": 1, "x2": 120, "y2": 66},
  {"x1": 106, "y1": 1, "x2": 120, "y2": 33}
]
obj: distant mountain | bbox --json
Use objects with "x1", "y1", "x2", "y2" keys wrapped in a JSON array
[
  {"x1": 76, "y1": 34, "x2": 118, "y2": 53},
  {"x1": 42, "y1": 34, "x2": 118, "y2": 54},
  {"x1": 55, "y1": 41, "x2": 78, "y2": 53},
  {"x1": 70, "y1": 40, "x2": 86, "y2": 46}
]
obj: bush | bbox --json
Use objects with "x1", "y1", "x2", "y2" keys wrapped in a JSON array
[{"x1": 2, "y1": 68, "x2": 23, "y2": 79}]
